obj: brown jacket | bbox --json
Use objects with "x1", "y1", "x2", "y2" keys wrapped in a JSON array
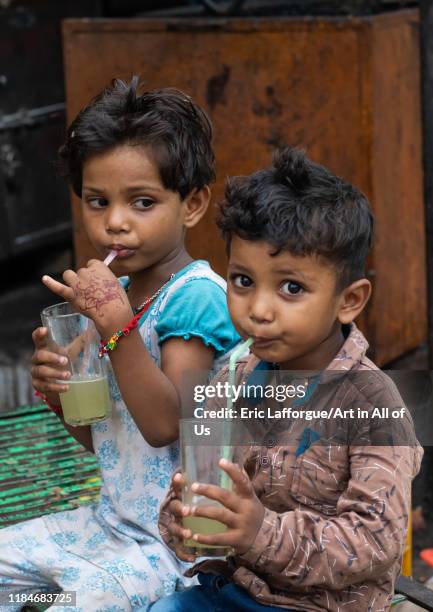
[{"x1": 159, "y1": 325, "x2": 423, "y2": 611}]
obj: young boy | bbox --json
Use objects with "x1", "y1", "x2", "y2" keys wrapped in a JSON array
[{"x1": 154, "y1": 147, "x2": 423, "y2": 611}]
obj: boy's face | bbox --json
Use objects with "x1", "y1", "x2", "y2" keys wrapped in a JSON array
[
  {"x1": 227, "y1": 236, "x2": 347, "y2": 370},
  {"x1": 81, "y1": 145, "x2": 187, "y2": 276}
]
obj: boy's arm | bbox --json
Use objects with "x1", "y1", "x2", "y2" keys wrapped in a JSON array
[{"x1": 236, "y1": 443, "x2": 422, "y2": 589}]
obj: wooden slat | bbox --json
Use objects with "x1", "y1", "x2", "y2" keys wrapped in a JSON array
[{"x1": 0, "y1": 405, "x2": 101, "y2": 527}]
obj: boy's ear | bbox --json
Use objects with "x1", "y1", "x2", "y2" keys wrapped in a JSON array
[
  {"x1": 337, "y1": 279, "x2": 372, "y2": 325},
  {"x1": 182, "y1": 186, "x2": 211, "y2": 228}
]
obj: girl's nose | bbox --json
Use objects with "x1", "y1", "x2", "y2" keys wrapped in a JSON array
[
  {"x1": 105, "y1": 204, "x2": 130, "y2": 234},
  {"x1": 249, "y1": 292, "x2": 275, "y2": 324}
]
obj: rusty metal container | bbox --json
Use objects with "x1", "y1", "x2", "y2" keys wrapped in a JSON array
[{"x1": 62, "y1": 9, "x2": 425, "y2": 364}]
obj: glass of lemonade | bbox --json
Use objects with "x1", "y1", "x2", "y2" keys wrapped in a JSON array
[
  {"x1": 180, "y1": 418, "x2": 236, "y2": 558},
  {"x1": 41, "y1": 302, "x2": 112, "y2": 426}
]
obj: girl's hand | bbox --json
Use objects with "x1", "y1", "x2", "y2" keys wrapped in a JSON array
[
  {"x1": 166, "y1": 472, "x2": 198, "y2": 563},
  {"x1": 181, "y1": 459, "x2": 265, "y2": 556},
  {"x1": 31, "y1": 327, "x2": 70, "y2": 402},
  {"x1": 42, "y1": 260, "x2": 132, "y2": 335}
]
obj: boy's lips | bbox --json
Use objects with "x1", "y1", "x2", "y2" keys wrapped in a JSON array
[{"x1": 252, "y1": 337, "x2": 278, "y2": 348}]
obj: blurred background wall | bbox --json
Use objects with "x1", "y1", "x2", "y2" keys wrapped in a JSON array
[{"x1": 0, "y1": 0, "x2": 426, "y2": 410}]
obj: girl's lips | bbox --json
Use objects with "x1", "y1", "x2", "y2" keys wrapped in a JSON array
[{"x1": 110, "y1": 248, "x2": 135, "y2": 259}]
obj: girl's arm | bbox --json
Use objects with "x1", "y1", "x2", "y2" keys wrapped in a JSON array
[
  {"x1": 41, "y1": 261, "x2": 218, "y2": 447},
  {"x1": 107, "y1": 332, "x2": 215, "y2": 446},
  {"x1": 59, "y1": 418, "x2": 94, "y2": 453}
]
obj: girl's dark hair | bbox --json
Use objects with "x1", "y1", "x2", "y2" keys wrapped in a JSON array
[
  {"x1": 217, "y1": 147, "x2": 374, "y2": 289},
  {"x1": 58, "y1": 76, "x2": 215, "y2": 199}
]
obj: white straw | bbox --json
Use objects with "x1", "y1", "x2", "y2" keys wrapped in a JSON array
[{"x1": 103, "y1": 250, "x2": 117, "y2": 266}]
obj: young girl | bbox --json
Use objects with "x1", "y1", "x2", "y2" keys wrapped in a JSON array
[{"x1": 0, "y1": 79, "x2": 240, "y2": 611}]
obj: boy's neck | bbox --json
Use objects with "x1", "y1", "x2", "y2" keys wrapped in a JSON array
[
  {"x1": 127, "y1": 250, "x2": 193, "y2": 305},
  {"x1": 278, "y1": 322, "x2": 347, "y2": 372}
]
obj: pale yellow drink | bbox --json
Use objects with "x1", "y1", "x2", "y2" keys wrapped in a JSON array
[
  {"x1": 183, "y1": 514, "x2": 230, "y2": 557},
  {"x1": 60, "y1": 376, "x2": 111, "y2": 426}
]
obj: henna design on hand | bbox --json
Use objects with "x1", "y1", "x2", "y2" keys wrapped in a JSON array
[{"x1": 74, "y1": 274, "x2": 125, "y2": 316}]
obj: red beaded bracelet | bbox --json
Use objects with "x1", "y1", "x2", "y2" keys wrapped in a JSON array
[
  {"x1": 98, "y1": 308, "x2": 144, "y2": 358},
  {"x1": 98, "y1": 273, "x2": 175, "y2": 358},
  {"x1": 34, "y1": 390, "x2": 63, "y2": 416}
]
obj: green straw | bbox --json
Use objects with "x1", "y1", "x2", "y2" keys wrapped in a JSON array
[{"x1": 221, "y1": 338, "x2": 254, "y2": 489}]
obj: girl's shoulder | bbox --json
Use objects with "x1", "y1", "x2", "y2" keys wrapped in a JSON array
[
  {"x1": 118, "y1": 260, "x2": 225, "y2": 296},
  {"x1": 166, "y1": 259, "x2": 226, "y2": 295},
  {"x1": 154, "y1": 260, "x2": 240, "y2": 358}
]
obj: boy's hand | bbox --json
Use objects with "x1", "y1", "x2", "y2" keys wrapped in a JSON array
[
  {"x1": 183, "y1": 458, "x2": 265, "y2": 556},
  {"x1": 31, "y1": 327, "x2": 70, "y2": 403},
  {"x1": 42, "y1": 260, "x2": 132, "y2": 335},
  {"x1": 165, "y1": 472, "x2": 198, "y2": 563}
]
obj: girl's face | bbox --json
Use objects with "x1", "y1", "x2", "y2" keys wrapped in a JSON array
[{"x1": 81, "y1": 145, "x2": 187, "y2": 276}]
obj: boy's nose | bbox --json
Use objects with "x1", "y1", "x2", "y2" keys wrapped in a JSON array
[
  {"x1": 248, "y1": 294, "x2": 275, "y2": 324},
  {"x1": 105, "y1": 205, "x2": 130, "y2": 233}
]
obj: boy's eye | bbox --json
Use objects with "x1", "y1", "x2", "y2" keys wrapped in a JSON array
[
  {"x1": 133, "y1": 198, "x2": 154, "y2": 210},
  {"x1": 281, "y1": 281, "x2": 303, "y2": 295},
  {"x1": 87, "y1": 197, "x2": 108, "y2": 209},
  {"x1": 232, "y1": 274, "x2": 253, "y2": 288}
]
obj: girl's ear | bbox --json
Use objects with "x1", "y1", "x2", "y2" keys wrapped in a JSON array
[
  {"x1": 182, "y1": 186, "x2": 211, "y2": 228},
  {"x1": 337, "y1": 279, "x2": 372, "y2": 325}
]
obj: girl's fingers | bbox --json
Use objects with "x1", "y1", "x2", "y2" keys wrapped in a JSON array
[
  {"x1": 42, "y1": 275, "x2": 75, "y2": 301},
  {"x1": 166, "y1": 519, "x2": 192, "y2": 541},
  {"x1": 31, "y1": 365, "x2": 70, "y2": 381},
  {"x1": 32, "y1": 327, "x2": 48, "y2": 349},
  {"x1": 86, "y1": 259, "x2": 103, "y2": 268},
  {"x1": 31, "y1": 349, "x2": 68, "y2": 367},
  {"x1": 169, "y1": 499, "x2": 188, "y2": 519},
  {"x1": 62, "y1": 269, "x2": 79, "y2": 285},
  {"x1": 190, "y1": 504, "x2": 236, "y2": 528},
  {"x1": 172, "y1": 472, "x2": 185, "y2": 498},
  {"x1": 174, "y1": 544, "x2": 197, "y2": 563},
  {"x1": 32, "y1": 378, "x2": 69, "y2": 394}
]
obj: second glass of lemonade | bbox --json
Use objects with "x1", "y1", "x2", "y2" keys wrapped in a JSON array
[
  {"x1": 41, "y1": 302, "x2": 112, "y2": 426},
  {"x1": 180, "y1": 418, "x2": 236, "y2": 558}
]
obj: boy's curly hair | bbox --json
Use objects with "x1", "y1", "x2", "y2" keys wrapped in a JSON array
[
  {"x1": 217, "y1": 147, "x2": 374, "y2": 289},
  {"x1": 58, "y1": 76, "x2": 215, "y2": 199}
]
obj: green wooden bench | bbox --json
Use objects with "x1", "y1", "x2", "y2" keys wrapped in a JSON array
[
  {"x1": 0, "y1": 404, "x2": 100, "y2": 527},
  {"x1": 0, "y1": 404, "x2": 101, "y2": 611}
]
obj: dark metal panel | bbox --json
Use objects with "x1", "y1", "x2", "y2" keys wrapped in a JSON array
[
  {"x1": 0, "y1": 1, "x2": 102, "y2": 260},
  {"x1": 136, "y1": 0, "x2": 419, "y2": 17},
  {"x1": 0, "y1": 118, "x2": 71, "y2": 258}
]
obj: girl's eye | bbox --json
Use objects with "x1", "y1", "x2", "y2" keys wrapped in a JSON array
[
  {"x1": 232, "y1": 274, "x2": 253, "y2": 288},
  {"x1": 133, "y1": 198, "x2": 154, "y2": 210},
  {"x1": 87, "y1": 197, "x2": 108, "y2": 209},
  {"x1": 281, "y1": 281, "x2": 303, "y2": 296}
]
